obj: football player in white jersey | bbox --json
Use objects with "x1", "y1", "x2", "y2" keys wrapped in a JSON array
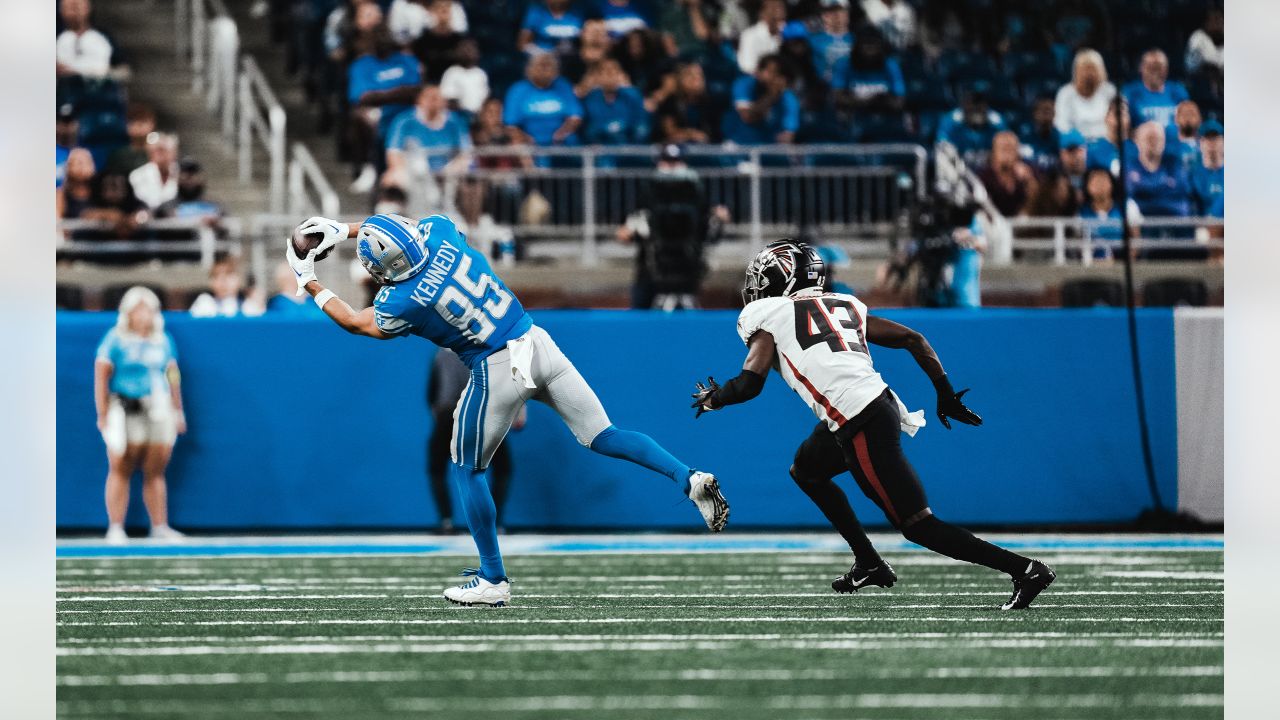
[{"x1": 692, "y1": 239, "x2": 1055, "y2": 610}]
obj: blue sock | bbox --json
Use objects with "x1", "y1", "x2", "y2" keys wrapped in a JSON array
[
  {"x1": 589, "y1": 425, "x2": 693, "y2": 493},
  {"x1": 448, "y1": 462, "x2": 506, "y2": 581}
]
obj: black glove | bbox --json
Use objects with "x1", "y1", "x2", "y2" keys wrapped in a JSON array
[
  {"x1": 933, "y1": 374, "x2": 982, "y2": 430},
  {"x1": 690, "y1": 376, "x2": 721, "y2": 418}
]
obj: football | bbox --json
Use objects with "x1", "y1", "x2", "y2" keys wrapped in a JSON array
[{"x1": 291, "y1": 227, "x2": 335, "y2": 261}]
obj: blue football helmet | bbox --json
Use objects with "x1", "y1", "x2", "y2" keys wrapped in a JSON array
[{"x1": 357, "y1": 214, "x2": 430, "y2": 284}]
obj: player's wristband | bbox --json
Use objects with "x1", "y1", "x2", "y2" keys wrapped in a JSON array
[
  {"x1": 932, "y1": 373, "x2": 956, "y2": 397},
  {"x1": 313, "y1": 289, "x2": 336, "y2": 310},
  {"x1": 710, "y1": 369, "x2": 765, "y2": 408}
]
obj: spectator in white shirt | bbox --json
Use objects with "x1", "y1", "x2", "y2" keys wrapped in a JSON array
[
  {"x1": 1054, "y1": 48, "x2": 1116, "y2": 140},
  {"x1": 387, "y1": 0, "x2": 468, "y2": 45},
  {"x1": 56, "y1": 0, "x2": 113, "y2": 79},
  {"x1": 440, "y1": 38, "x2": 489, "y2": 114},
  {"x1": 737, "y1": 0, "x2": 786, "y2": 75},
  {"x1": 128, "y1": 133, "x2": 180, "y2": 212},
  {"x1": 861, "y1": 0, "x2": 917, "y2": 50},
  {"x1": 189, "y1": 257, "x2": 266, "y2": 318},
  {"x1": 1185, "y1": 6, "x2": 1224, "y2": 79}
]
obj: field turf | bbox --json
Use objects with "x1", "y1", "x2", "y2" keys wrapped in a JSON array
[{"x1": 56, "y1": 535, "x2": 1223, "y2": 719}]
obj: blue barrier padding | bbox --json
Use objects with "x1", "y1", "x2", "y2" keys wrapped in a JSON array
[{"x1": 56, "y1": 309, "x2": 1177, "y2": 530}]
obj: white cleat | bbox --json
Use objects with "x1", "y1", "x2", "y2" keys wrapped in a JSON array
[
  {"x1": 443, "y1": 570, "x2": 511, "y2": 607},
  {"x1": 149, "y1": 525, "x2": 187, "y2": 542},
  {"x1": 105, "y1": 525, "x2": 128, "y2": 545},
  {"x1": 688, "y1": 471, "x2": 730, "y2": 532}
]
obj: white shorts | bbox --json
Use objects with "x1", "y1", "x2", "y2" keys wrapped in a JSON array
[
  {"x1": 450, "y1": 325, "x2": 612, "y2": 469},
  {"x1": 101, "y1": 399, "x2": 177, "y2": 456}
]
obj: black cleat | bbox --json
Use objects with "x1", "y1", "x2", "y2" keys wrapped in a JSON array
[
  {"x1": 1001, "y1": 560, "x2": 1056, "y2": 610},
  {"x1": 832, "y1": 561, "x2": 897, "y2": 593}
]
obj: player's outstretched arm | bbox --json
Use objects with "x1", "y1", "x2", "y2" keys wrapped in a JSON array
[
  {"x1": 866, "y1": 315, "x2": 981, "y2": 429},
  {"x1": 304, "y1": 280, "x2": 393, "y2": 340},
  {"x1": 691, "y1": 331, "x2": 775, "y2": 417}
]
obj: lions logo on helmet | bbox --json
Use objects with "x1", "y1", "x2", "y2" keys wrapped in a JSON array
[
  {"x1": 742, "y1": 239, "x2": 827, "y2": 305},
  {"x1": 357, "y1": 214, "x2": 431, "y2": 284}
]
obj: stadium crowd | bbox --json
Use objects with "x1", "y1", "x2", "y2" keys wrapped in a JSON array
[{"x1": 264, "y1": 0, "x2": 1222, "y2": 223}]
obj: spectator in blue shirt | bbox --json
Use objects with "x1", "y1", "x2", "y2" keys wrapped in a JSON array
[
  {"x1": 1085, "y1": 99, "x2": 1135, "y2": 176},
  {"x1": 722, "y1": 54, "x2": 799, "y2": 145},
  {"x1": 1059, "y1": 129, "x2": 1088, "y2": 193},
  {"x1": 808, "y1": 0, "x2": 853, "y2": 84},
  {"x1": 503, "y1": 52, "x2": 583, "y2": 147},
  {"x1": 1192, "y1": 120, "x2": 1224, "y2": 216},
  {"x1": 831, "y1": 26, "x2": 904, "y2": 116},
  {"x1": 1126, "y1": 121, "x2": 1193, "y2": 218},
  {"x1": 519, "y1": 0, "x2": 585, "y2": 56},
  {"x1": 593, "y1": 0, "x2": 651, "y2": 39},
  {"x1": 582, "y1": 59, "x2": 650, "y2": 149},
  {"x1": 1167, "y1": 100, "x2": 1203, "y2": 173},
  {"x1": 1122, "y1": 49, "x2": 1190, "y2": 130},
  {"x1": 936, "y1": 91, "x2": 1006, "y2": 167},
  {"x1": 347, "y1": 31, "x2": 424, "y2": 193},
  {"x1": 1017, "y1": 96, "x2": 1061, "y2": 173},
  {"x1": 384, "y1": 84, "x2": 473, "y2": 191},
  {"x1": 1079, "y1": 167, "x2": 1142, "y2": 258}
]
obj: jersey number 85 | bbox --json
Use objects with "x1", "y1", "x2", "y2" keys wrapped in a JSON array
[{"x1": 437, "y1": 254, "x2": 513, "y2": 343}]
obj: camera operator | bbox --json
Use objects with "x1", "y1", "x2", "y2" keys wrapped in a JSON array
[
  {"x1": 883, "y1": 180, "x2": 988, "y2": 309},
  {"x1": 616, "y1": 144, "x2": 729, "y2": 310}
]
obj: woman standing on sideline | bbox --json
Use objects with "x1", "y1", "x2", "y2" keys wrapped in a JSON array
[{"x1": 94, "y1": 287, "x2": 187, "y2": 543}]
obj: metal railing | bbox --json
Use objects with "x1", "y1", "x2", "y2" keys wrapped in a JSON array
[
  {"x1": 238, "y1": 56, "x2": 287, "y2": 215},
  {"x1": 288, "y1": 143, "x2": 341, "y2": 219},
  {"x1": 390, "y1": 143, "x2": 928, "y2": 265},
  {"x1": 179, "y1": 0, "x2": 238, "y2": 138},
  {"x1": 1008, "y1": 216, "x2": 1225, "y2": 265},
  {"x1": 56, "y1": 218, "x2": 239, "y2": 267}
]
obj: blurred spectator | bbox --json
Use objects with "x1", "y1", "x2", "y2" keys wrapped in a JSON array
[
  {"x1": 128, "y1": 133, "x2": 180, "y2": 213},
  {"x1": 439, "y1": 38, "x2": 489, "y2": 114},
  {"x1": 737, "y1": 0, "x2": 786, "y2": 74},
  {"x1": 189, "y1": 256, "x2": 266, "y2": 318},
  {"x1": 1054, "y1": 48, "x2": 1116, "y2": 140},
  {"x1": 94, "y1": 287, "x2": 186, "y2": 543},
  {"x1": 832, "y1": 27, "x2": 905, "y2": 116},
  {"x1": 172, "y1": 160, "x2": 224, "y2": 222},
  {"x1": 318, "y1": 1, "x2": 386, "y2": 132},
  {"x1": 660, "y1": 0, "x2": 715, "y2": 59},
  {"x1": 613, "y1": 28, "x2": 673, "y2": 98},
  {"x1": 565, "y1": 18, "x2": 612, "y2": 91},
  {"x1": 387, "y1": 0, "x2": 467, "y2": 45},
  {"x1": 1025, "y1": 168, "x2": 1079, "y2": 218},
  {"x1": 519, "y1": 0, "x2": 585, "y2": 55},
  {"x1": 1126, "y1": 121, "x2": 1193, "y2": 219},
  {"x1": 455, "y1": 176, "x2": 517, "y2": 262},
  {"x1": 472, "y1": 97, "x2": 534, "y2": 170},
  {"x1": 718, "y1": 0, "x2": 753, "y2": 43},
  {"x1": 1085, "y1": 99, "x2": 1133, "y2": 176},
  {"x1": 412, "y1": 0, "x2": 466, "y2": 84},
  {"x1": 582, "y1": 59, "x2": 650, "y2": 148},
  {"x1": 1167, "y1": 100, "x2": 1203, "y2": 173},
  {"x1": 724, "y1": 54, "x2": 799, "y2": 145},
  {"x1": 861, "y1": 0, "x2": 917, "y2": 51},
  {"x1": 1079, "y1": 167, "x2": 1142, "y2": 254},
  {"x1": 56, "y1": 106, "x2": 79, "y2": 189},
  {"x1": 1185, "y1": 6, "x2": 1224, "y2": 82},
  {"x1": 384, "y1": 85, "x2": 472, "y2": 190},
  {"x1": 1192, "y1": 120, "x2": 1224, "y2": 217},
  {"x1": 267, "y1": 262, "x2": 324, "y2": 315},
  {"x1": 59, "y1": 148, "x2": 100, "y2": 219},
  {"x1": 346, "y1": 28, "x2": 423, "y2": 193},
  {"x1": 56, "y1": 0, "x2": 113, "y2": 79},
  {"x1": 936, "y1": 91, "x2": 1006, "y2": 166},
  {"x1": 1059, "y1": 129, "x2": 1088, "y2": 192},
  {"x1": 595, "y1": 0, "x2": 652, "y2": 39},
  {"x1": 374, "y1": 185, "x2": 410, "y2": 215},
  {"x1": 977, "y1": 131, "x2": 1036, "y2": 217},
  {"x1": 809, "y1": 0, "x2": 854, "y2": 84},
  {"x1": 779, "y1": 33, "x2": 827, "y2": 112},
  {"x1": 504, "y1": 53, "x2": 583, "y2": 146},
  {"x1": 1122, "y1": 49, "x2": 1188, "y2": 130},
  {"x1": 1017, "y1": 96, "x2": 1060, "y2": 173},
  {"x1": 653, "y1": 63, "x2": 722, "y2": 144},
  {"x1": 106, "y1": 105, "x2": 157, "y2": 176}
]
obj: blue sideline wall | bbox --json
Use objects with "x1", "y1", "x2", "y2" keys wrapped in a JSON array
[{"x1": 56, "y1": 309, "x2": 1177, "y2": 531}]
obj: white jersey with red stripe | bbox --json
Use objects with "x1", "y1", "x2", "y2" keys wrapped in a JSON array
[{"x1": 737, "y1": 289, "x2": 889, "y2": 431}]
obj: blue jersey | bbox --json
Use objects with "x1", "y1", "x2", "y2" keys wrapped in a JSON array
[
  {"x1": 1085, "y1": 138, "x2": 1138, "y2": 176},
  {"x1": 582, "y1": 86, "x2": 650, "y2": 145},
  {"x1": 372, "y1": 215, "x2": 533, "y2": 367},
  {"x1": 594, "y1": 0, "x2": 650, "y2": 38},
  {"x1": 1122, "y1": 80, "x2": 1189, "y2": 129},
  {"x1": 503, "y1": 78, "x2": 583, "y2": 146},
  {"x1": 96, "y1": 328, "x2": 177, "y2": 400},
  {"x1": 723, "y1": 77, "x2": 800, "y2": 145},
  {"x1": 386, "y1": 109, "x2": 472, "y2": 171},
  {"x1": 808, "y1": 31, "x2": 852, "y2": 83},
  {"x1": 830, "y1": 56, "x2": 905, "y2": 100},
  {"x1": 1125, "y1": 157, "x2": 1193, "y2": 217},
  {"x1": 1192, "y1": 164, "x2": 1224, "y2": 216},
  {"x1": 522, "y1": 2, "x2": 585, "y2": 52}
]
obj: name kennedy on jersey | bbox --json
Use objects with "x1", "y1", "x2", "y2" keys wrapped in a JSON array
[{"x1": 409, "y1": 237, "x2": 461, "y2": 308}]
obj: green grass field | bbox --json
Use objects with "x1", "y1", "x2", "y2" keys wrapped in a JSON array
[{"x1": 56, "y1": 538, "x2": 1223, "y2": 719}]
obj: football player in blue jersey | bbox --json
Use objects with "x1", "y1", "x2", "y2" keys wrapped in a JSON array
[{"x1": 287, "y1": 213, "x2": 730, "y2": 606}]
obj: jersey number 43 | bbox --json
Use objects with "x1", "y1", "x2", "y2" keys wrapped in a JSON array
[
  {"x1": 795, "y1": 298, "x2": 867, "y2": 354},
  {"x1": 437, "y1": 255, "x2": 513, "y2": 343}
]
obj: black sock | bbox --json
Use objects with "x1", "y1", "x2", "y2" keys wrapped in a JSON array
[
  {"x1": 903, "y1": 515, "x2": 1030, "y2": 576},
  {"x1": 794, "y1": 474, "x2": 883, "y2": 567}
]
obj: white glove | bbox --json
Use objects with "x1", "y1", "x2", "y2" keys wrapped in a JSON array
[
  {"x1": 296, "y1": 216, "x2": 351, "y2": 260},
  {"x1": 286, "y1": 242, "x2": 318, "y2": 296}
]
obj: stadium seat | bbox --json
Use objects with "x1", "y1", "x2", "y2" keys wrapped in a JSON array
[
  {"x1": 1060, "y1": 279, "x2": 1126, "y2": 308},
  {"x1": 967, "y1": 78, "x2": 1022, "y2": 112},
  {"x1": 937, "y1": 50, "x2": 999, "y2": 84},
  {"x1": 1142, "y1": 277, "x2": 1209, "y2": 307},
  {"x1": 905, "y1": 76, "x2": 953, "y2": 112}
]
